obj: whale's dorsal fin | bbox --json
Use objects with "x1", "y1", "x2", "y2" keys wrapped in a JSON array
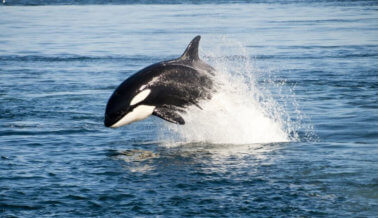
[{"x1": 180, "y1": 35, "x2": 201, "y2": 61}]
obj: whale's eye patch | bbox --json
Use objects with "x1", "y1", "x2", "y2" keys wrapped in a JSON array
[{"x1": 130, "y1": 89, "x2": 151, "y2": 106}]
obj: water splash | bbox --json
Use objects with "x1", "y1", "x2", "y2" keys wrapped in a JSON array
[{"x1": 161, "y1": 37, "x2": 299, "y2": 145}]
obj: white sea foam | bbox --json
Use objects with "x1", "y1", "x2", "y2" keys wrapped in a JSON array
[{"x1": 160, "y1": 37, "x2": 299, "y2": 145}]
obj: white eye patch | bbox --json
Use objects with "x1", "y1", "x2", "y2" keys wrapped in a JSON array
[{"x1": 130, "y1": 89, "x2": 151, "y2": 106}]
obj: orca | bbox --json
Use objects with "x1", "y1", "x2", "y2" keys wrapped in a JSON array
[{"x1": 104, "y1": 35, "x2": 215, "y2": 128}]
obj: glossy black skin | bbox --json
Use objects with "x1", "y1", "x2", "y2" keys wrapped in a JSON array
[{"x1": 104, "y1": 52, "x2": 215, "y2": 127}]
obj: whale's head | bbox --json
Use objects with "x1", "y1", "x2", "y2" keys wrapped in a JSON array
[{"x1": 104, "y1": 83, "x2": 154, "y2": 128}]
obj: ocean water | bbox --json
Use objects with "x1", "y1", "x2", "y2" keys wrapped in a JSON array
[{"x1": 0, "y1": 1, "x2": 377, "y2": 217}]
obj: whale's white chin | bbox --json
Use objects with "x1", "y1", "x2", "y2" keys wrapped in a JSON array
[{"x1": 110, "y1": 105, "x2": 155, "y2": 128}]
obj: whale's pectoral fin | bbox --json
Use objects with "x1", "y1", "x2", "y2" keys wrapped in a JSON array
[{"x1": 153, "y1": 107, "x2": 185, "y2": 125}]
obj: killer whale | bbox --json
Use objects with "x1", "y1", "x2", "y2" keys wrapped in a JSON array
[{"x1": 104, "y1": 35, "x2": 215, "y2": 128}]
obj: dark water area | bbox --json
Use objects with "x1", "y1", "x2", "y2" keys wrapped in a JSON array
[{"x1": 1, "y1": 1, "x2": 377, "y2": 217}]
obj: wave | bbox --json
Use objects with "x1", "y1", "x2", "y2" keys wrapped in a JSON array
[
  {"x1": 254, "y1": 53, "x2": 378, "y2": 60},
  {"x1": 0, "y1": 54, "x2": 160, "y2": 63},
  {"x1": 3, "y1": 0, "x2": 377, "y2": 6},
  {"x1": 2, "y1": 43, "x2": 376, "y2": 63}
]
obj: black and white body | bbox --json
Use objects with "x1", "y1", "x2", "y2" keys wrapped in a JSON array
[{"x1": 104, "y1": 35, "x2": 215, "y2": 128}]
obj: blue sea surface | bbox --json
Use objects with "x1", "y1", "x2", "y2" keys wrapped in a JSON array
[{"x1": 0, "y1": 1, "x2": 377, "y2": 217}]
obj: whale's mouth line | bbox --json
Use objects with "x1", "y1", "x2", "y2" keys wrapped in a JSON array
[
  {"x1": 109, "y1": 105, "x2": 156, "y2": 128},
  {"x1": 104, "y1": 112, "x2": 127, "y2": 128}
]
